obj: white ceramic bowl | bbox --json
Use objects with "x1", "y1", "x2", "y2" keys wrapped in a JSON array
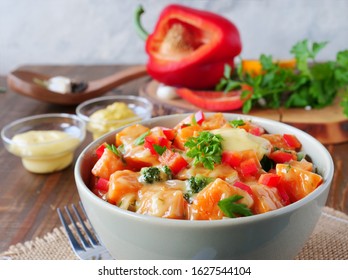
[
  {"x1": 74, "y1": 113, "x2": 334, "y2": 260},
  {"x1": 76, "y1": 95, "x2": 153, "y2": 140},
  {"x1": 2, "y1": 113, "x2": 86, "y2": 174}
]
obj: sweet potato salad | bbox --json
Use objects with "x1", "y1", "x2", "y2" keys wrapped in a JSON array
[{"x1": 89, "y1": 112, "x2": 323, "y2": 220}]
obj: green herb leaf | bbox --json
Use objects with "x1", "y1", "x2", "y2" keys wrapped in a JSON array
[
  {"x1": 134, "y1": 131, "x2": 150, "y2": 145},
  {"x1": 229, "y1": 119, "x2": 245, "y2": 128},
  {"x1": 184, "y1": 131, "x2": 223, "y2": 170},
  {"x1": 218, "y1": 195, "x2": 253, "y2": 218},
  {"x1": 153, "y1": 144, "x2": 167, "y2": 155},
  {"x1": 106, "y1": 144, "x2": 120, "y2": 157},
  {"x1": 216, "y1": 39, "x2": 348, "y2": 117}
]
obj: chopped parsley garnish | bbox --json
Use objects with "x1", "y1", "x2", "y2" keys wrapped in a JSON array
[
  {"x1": 218, "y1": 195, "x2": 253, "y2": 218},
  {"x1": 106, "y1": 143, "x2": 120, "y2": 157},
  {"x1": 153, "y1": 144, "x2": 167, "y2": 155},
  {"x1": 134, "y1": 131, "x2": 150, "y2": 145},
  {"x1": 216, "y1": 39, "x2": 348, "y2": 117},
  {"x1": 184, "y1": 131, "x2": 223, "y2": 170},
  {"x1": 229, "y1": 119, "x2": 245, "y2": 128}
]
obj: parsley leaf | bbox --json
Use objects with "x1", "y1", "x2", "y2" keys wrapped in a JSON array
[
  {"x1": 184, "y1": 131, "x2": 223, "y2": 170},
  {"x1": 153, "y1": 144, "x2": 167, "y2": 155},
  {"x1": 216, "y1": 39, "x2": 348, "y2": 117},
  {"x1": 218, "y1": 195, "x2": 253, "y2": 218},
  {"x1": 229, "y1": 119, "x2": 245, "y2": 128},
  {"x1": 106, "y1": 144, "x2": 120, "y2": 157},
  {"x1": 134, "y1": 131, "x2": 150, "y2": 145}
]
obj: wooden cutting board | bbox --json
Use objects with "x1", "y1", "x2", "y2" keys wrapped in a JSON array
[{"x1": 140, "y1": 80, "x2": 348, "y2": 144}]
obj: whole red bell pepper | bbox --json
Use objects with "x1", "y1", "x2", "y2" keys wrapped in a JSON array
[{"x1": 135, "y1": 5, "x2": 242, "y2": 89}]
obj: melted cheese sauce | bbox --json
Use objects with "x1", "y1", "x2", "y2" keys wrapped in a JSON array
[{"x1": 212, "y1": 128, "x2": 271, "y2": 159}]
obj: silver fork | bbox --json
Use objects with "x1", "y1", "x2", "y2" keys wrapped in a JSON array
[{"x1": 57, "y1": 202, "x2": 113, "y2": 260}]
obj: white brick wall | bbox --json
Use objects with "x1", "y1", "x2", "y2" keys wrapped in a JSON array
[{"x1": 1, "y1": 0, "x2": 347, "y2": 75}]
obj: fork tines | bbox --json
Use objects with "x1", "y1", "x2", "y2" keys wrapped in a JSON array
[{"x1": 57, "y1": 202, "x2": 111, "y2": 260}]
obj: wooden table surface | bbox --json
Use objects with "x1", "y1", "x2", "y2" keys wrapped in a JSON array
[{"x1": 0, "y1": 65, "x2": 347, "y2": 254}]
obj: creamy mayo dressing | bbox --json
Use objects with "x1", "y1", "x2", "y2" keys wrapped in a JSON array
[
  {"x1": 87, "y1": 102, "x2": 139, "y2": 139},
  {"x1": 10, "y1": 130, "x2": 80, "y2": 173},
  {"x1": 212, "y1": 128, "x2": 271, "y2": 159}
]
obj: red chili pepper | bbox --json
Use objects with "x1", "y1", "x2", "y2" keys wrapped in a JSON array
[
  {"x1": 135, "y1": 5, "x2": 242, "y2": 89},
  {"x1": 176, "y1": 88, "x2": 243, "y2": 111}
]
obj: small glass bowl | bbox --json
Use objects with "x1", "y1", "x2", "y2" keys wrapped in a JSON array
[
  {"x1": 76, "y1": 95, "x2": 153, "y2": 140},
  {"x1": 1, "y1": 113, "x2": 86, "y2": 174}
]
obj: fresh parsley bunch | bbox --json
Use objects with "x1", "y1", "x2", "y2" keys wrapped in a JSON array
[
  {"x1": 184, "y1": 131, "x2": 223, "y2": 170},
  {"x1": 216, "y1": 40, "x2": 348, "y2": 117}
]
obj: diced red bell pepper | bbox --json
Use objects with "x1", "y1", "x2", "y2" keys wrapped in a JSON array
[
  {"x1": 240, "y1": 157, "x2": 261, "y2": 177},
  {"x1": 144, "y1": 135, "x2": 171, "y2": 155},
  {"x1": 275, "y1": 184, "x2": 290, "y2": 206},
  {"x1": 95, "y1": 177, "x2": 109, "y2": 192},
  {"x1": 137, "y1": 4, "x2": 242, "y2": 89},
  {"x1": 161, "y1": 127, "x2": 176, "y2": 141},
  {"x1": 269, "y1": 150, "x2": 296, "y2": 163},
  {"x1": 233, "y1": 181, "x2": 253, "y2": 196},
  {"x1": 159, "y1": 149, "x2": 188, "y2": 174},
  {"x1": 258, "y1": 173, "x2": 281, "y2": 187},
  {"x1": 176, "y1": 88, "x2": 244, "y2": 111},
  {"x1": 222, "y1": 151, "x2": 242, "y2": 168},
  {"x1": 95, "y1": 143, "x2": 107, "y2": 158},
  {"x1": 283, "y1": 134, "x2": 302, "y2": 150}
]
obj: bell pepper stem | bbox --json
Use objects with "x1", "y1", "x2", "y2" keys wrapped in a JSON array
[{"x1": 134, "y1": 5, "x2": 149, "y2": 40}]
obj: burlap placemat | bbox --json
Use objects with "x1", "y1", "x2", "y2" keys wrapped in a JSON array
[{"x1": 1, "y1": 206, "x2": 347, "y2": 260}]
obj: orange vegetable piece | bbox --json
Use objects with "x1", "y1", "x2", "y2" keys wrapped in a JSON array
[
  {"x1": 173, "y1": 124, "x2": 202, "y2": 150},
  {"x1": 107, "y1": 170, "x2": 142, "y2": 206},
  {"x1": 189, "y1": 178, "x2": 254, "y2": 220},
  {"x1": 242, "y1": 59, "x2": 296, "y2": 76},
  {"x1": 250, "y1": 183, "x2": 285, "y2": 214},
  {"x1": 276, "y1": 164, "x2": 323, "y2": 203},
  {"x1": 92, "y1": 148, "x2": 125, "y2": 179},
  {"x1": 116, "y1": 124, "x2": 149, "y2": 147}
]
